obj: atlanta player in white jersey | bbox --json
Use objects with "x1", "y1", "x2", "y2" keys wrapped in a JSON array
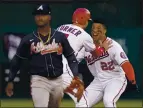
[
  {"x1": 57, "y1": 8, "x2": 111, "y2": 104},
  {"x1": 76, "y1": 19, "x2": 138, "y2": 107}
]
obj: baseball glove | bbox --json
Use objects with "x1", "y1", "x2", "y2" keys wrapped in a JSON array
[
  {"x1": 125, "y1": 81, "x2": 139, "y2": 92},
  {"x1": 64, "y1": 76, "x2": 84, "y2": 102}
]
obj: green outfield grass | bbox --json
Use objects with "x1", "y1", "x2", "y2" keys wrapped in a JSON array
[{"x1": 1, "y1": 99, "x2": 142, "y2": 107}]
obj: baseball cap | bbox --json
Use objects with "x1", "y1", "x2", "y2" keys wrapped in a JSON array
[{"x1": 32, "y1": 4, "x2": 51, "y2": 15}]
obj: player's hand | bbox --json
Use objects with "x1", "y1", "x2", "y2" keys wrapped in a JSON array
[
  {"x1": 131, "y1": 84, "x2": 139, "y2": 92},
  {"x1": 64, "y1": 76, "x2": 84, "y2": 102},
  {"x1": 99, "y1": 39, "x2": 112, "y2": 51},
  {"x1": 92, "y1": 39, "x2": 112, "y2": 57},
  {"x1": 126, "y1": 82, "x2": 139, "y2": 92},
  {"x1": 5, "y1": 82, "x2": 14, "y2": 97}
]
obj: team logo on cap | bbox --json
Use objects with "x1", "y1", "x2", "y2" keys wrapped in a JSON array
[{"x1": 37, "y1": 5, "x2": 43, "y2": 10}]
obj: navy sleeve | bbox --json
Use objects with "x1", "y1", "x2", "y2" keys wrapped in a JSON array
[
  {"x1": 8, "y1": 35, "x2": 30, "y2": 82},
  {"x1": 61, "y1": 33, "x2": 79, "y2": 76},
  {"x1": 66, "y1": 53, "x2": 79, "y2": 76},
  {"x1": 61, "y1": 33, "x2": 74, "y2": 57},
  {"x1": 8, "y1": 55, "x2": 21, "y2": 82},
  {"x1": 16, "y1": 36, "x2": 30, "y2": 59}
]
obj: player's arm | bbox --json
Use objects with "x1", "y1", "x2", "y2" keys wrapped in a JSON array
[
  {"x1": 112, "y1": 44, "x2": 138, "y2": 91},
  {"x1": 6, "y1": 36, "x2": 30, "y2": 97},
  {"x1": 61, "y1": 33, "x2": 78, "y2": 76},
  {"x1": 8, "y1": 36, "x2": 29, "y2": 82},
  {"x1": 76, "y1": 47, "x2": 85, "y2": 63},
  {"x1": 2, "y1": 34, "x2": 9, "y2": 58},
  {"x1": 121, "y1": 61, "x2": 136, "y2": 84},
  {"x1": 8, "y1": 55, "x2": 22, "y2": 82},
  {"x1": 80, "y1": 35, "x2": 111, "y2": 57},
  {"x1": 61, "y1": 33, "x2": 84, "y2": 101}
]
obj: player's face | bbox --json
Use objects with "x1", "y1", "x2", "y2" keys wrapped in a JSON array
[
  {"x1": 91, "y1": 23, "x2": 106, "y2": 43},
  {"x1": 34, "y1": 15, "x2": 51, "y2": 27}
]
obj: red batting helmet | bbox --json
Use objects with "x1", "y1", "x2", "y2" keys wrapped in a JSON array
[{"x1": 72, "y1": 8, "x2": 92, "y2": 25}]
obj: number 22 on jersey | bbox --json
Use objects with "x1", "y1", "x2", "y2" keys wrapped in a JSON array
[{"x1": 101, "y1": 61, "x2": 115, "y2": 71}]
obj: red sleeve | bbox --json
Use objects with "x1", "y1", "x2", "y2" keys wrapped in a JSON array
[{"x1": 121, "y1": 61, "x2": 136, "y2": 84}]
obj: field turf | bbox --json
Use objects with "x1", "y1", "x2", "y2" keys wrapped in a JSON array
[{"x1": 1, "y1": 99, "x2": 142, "y2": 107}]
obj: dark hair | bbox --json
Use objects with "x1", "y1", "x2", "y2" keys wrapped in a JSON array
[{"x1": 93, "y1": 18, "x2": 107, "y2": 29}]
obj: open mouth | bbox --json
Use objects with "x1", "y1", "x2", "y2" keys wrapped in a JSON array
[{"x1": 94, "y1": 35, "x2": 98, "y2": 37}]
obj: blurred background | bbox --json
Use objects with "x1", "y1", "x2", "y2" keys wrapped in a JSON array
[{"x1": 0, "y1": 0, "x2": 143, "y2": 107}]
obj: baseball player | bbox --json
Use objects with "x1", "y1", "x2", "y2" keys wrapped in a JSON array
[
  {"x1": 76, "y1": 19, "x2": 138, "y2": 107},
  {"x1": 57, "y1": 8, "x2": 111, "y2": 104},
  {"x1": 5, "y1": 4, "x2": 84, "y2": 107}
]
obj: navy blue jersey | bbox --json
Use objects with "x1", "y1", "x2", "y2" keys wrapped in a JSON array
[{"x1": 15, "y1": 29, "x2": 74, "y2": 78}]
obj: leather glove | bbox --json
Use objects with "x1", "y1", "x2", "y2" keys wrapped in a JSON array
[
  {"x1": 126, "y1": 81, "x2": 139, "y2": 92},
  {"x1": 64, "y1": 76, "x2": 84, "y2": 102}
]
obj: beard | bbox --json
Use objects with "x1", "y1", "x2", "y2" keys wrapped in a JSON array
[
  {"x1": 37, "y1": 23, "x2": 49, "y2": 28},
  {"x1": 35, "y1": 20, "x2": 49, "y2": 28}
]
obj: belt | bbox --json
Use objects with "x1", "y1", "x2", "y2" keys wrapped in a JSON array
[
  {"x1": 46, "y1": 76, "x2": 58, "y2": 80},
  {"x1": 31, "y1": 73, "x2": 61, "y2": 80}
]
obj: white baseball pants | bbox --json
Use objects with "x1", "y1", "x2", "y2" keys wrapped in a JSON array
[{"x1": 76, "y1": 77, "x2": 127, "y2": 108}]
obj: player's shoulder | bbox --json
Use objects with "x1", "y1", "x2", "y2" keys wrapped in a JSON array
[
  {"x1": 59, "y1": 24, "x2": 71, "y2": 26},
  {"x1": 53, "y1": 29, "x2": 67, "y2": 40},
  {"x1": 26, "y1": 32, "x2": 33, "y2": 37},
  {"x1": 55, "y1": 29, "x2": 65, "y2": 36},
  {"x1": 107, "y1": 37, "x2": 123, "y2": 50},
  {"x1": 57, "y1": 24, "x2": 71, "y2": 30},
  {"x1": 76, "y1": 28, "x2": 91, "y2": 39},
  {"x1": 21, "y1": 33, "x2": 33, "y2": 41},
  {"x1": 71, "y1": 24, "x2": 89, "y2": 35},
  {"x1": 111, "y1": 38, "x2": 122, "y2": 48}
]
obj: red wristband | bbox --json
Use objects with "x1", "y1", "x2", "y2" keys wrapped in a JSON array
[{"x1": 95, "y1": 46, "x2": 105, "y2": 56}]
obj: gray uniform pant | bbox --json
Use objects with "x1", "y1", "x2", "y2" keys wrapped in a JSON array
[{"x1": 30, "y1": 75, "x2": 63, "y2": 107}]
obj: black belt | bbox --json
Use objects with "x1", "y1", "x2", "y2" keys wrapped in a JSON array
[{"x1": 31, "y1": 73, "x2": 61, "y2": 80}]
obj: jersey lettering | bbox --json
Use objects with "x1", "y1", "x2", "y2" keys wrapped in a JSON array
[
  {"x1": 59, "y1": 25, "x2": 82, "y2": 36},
  {"x1": 85, "y1": 51, "x2": 109, "y2": 65},
  {"x1": 101, "y1": 61, "x2": 115, "y2": 71}
]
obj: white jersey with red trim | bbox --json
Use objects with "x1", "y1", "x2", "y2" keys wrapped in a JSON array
[
  {"x1": 57, "y1": 24, "x2": 95, "y2": 54},
  {"x1": 77, "y1": 37, "x2": 128, "y2": 81},
  {"x1": 57, "y1": 24, "x2": 95, "y2": 74}
]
